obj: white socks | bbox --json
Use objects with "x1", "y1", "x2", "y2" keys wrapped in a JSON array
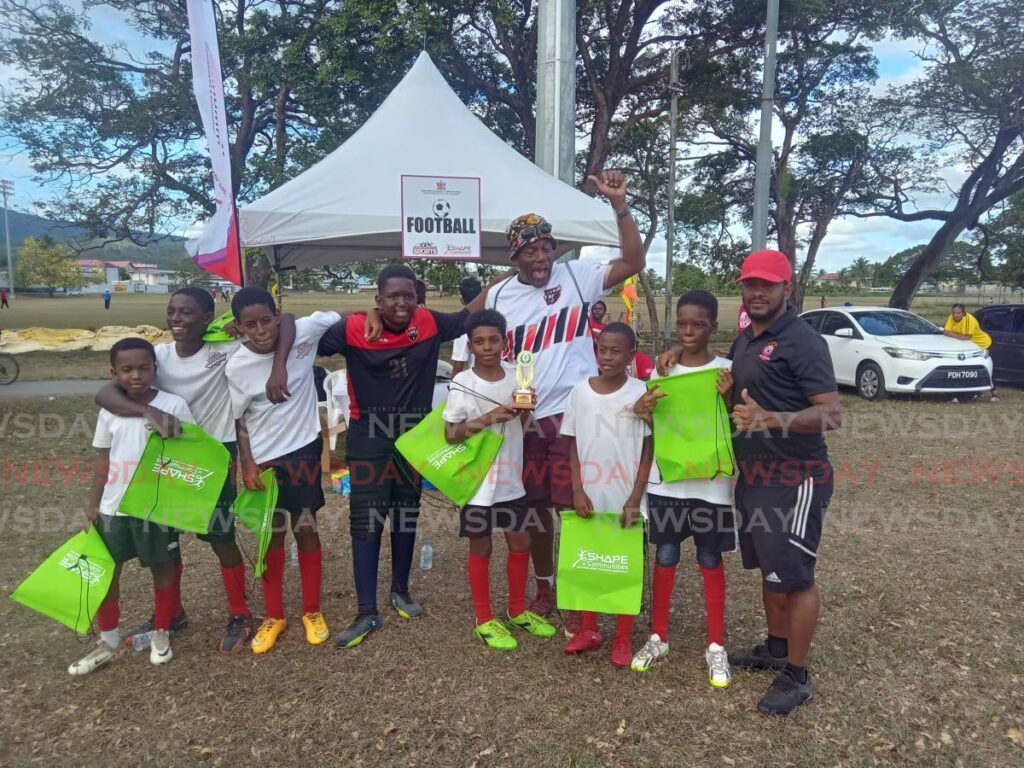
[{"x1": 100, "y1": 628, "x2": 121, "y2": 649}]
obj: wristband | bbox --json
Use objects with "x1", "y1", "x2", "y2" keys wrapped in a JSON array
[{"x1": 615, "y1": 207, "x2": 630, "y2": 221}]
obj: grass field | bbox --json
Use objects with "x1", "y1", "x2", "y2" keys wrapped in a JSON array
[
  {"x1": 0, "y1": 290, "x2": 964, "y2": 382},
  {"x1": 2, "y1": 391, "x2": 1023, "y2": 766}
]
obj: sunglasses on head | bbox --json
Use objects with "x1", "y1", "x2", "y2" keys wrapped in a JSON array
[{"x1": 519, "y1": 222, "x2": 553, "y2": 240}]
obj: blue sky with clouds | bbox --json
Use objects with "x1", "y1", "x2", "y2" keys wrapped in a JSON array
[{"x1": 0, "y1": 11, "x2": 957, "y2": 275}]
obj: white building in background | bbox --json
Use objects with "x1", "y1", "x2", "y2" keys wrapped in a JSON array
[{"x1": 76, "y1": 259, "x2": 175, "y2": 294}]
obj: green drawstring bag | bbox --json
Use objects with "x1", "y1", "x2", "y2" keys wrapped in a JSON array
[
  {"x1": 202, "y1": 311, "x2": 237, "y2": 342},
  {"x1": 11, "y1": 526, "x2": 116, "y2": 633},
  {"x1": 395, "y1": 401, "x2": 504, "y2": 507},
  {"x1": 648, "y1": 367, "x2": 735, "y2": 481},
  {"x1": 556, "y1": 511, "x2": 644, "y2": 615},
  {"x1": 119, "y1": 422, "x2": 230, "y2": 534},
  {"x1": 232, "y1": 469, "x2": 278, "y2": 578}
]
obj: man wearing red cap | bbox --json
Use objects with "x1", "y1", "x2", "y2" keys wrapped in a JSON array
[
  {"x1": 486, "y1": 170, "x2": 645, "y2": 623},
  {"x1": 716, "y1": 249, "x2": 841, "y2": 715}
]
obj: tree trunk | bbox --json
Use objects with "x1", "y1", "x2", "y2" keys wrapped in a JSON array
[
  {"x1": 637, "y1": 268, "x2": 662, "y2": 355},
  {"x1": 246, "y1": 250, "x2": 272, "y2": 289},
  {"x1": 793, "y1": 219, "x2": 830, "y2": 311},
  {"x1": 889, "y1": 219, "x2": 965, "y2": 309}
]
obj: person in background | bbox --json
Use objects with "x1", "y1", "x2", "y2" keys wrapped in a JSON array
[
  {"x1": 589, "y1": 300, "x2": 608, "y2": 333},
  {"x1": 415, "y1": 279, "x2": 428, "y2": 306},
  {"x1": 103, "y1": 288, "x2": 112, "y2": 310},
  {"x1": 944, "y1": 303, "x2": 997, "y2": 401},
  {"x1": 819, "y1": 296, "x2": 827, "y2": 309},
  {"x1": 451, "y1": 276, "x2": 483, "y2": 376},
  {"x1": 1, "y1": 286, "x2": 9, "y2": 308}
]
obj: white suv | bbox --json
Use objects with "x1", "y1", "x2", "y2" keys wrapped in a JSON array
[{"x1": 799, "y1": 306, "x2": 994, "y2": 400}]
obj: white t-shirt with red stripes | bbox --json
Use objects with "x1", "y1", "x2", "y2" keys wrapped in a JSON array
[{"x1": 486, "y1": 261, "x2": 610, "y2": 420}]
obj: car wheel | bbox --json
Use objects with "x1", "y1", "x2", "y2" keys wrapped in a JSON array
[{"x1": 857, "y1": 362, "x2": 887, "y2": 400}]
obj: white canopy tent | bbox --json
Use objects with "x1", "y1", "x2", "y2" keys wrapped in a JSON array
[{"x1": 239, "y1": 52, "x2": 620, "y2": 268}]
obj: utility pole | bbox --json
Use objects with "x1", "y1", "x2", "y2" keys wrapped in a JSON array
[
  {"x1": 536, "y1": 0, "x2": 577, "y2": 261},
  {"x1": 665, "y1": 50, "x2": 681, "y2": 346},
  {"x1": 0, "y1": 179, "x2": 13, "y2": 297},
  {"x1": 751, "y1": 0, "x2": 779, "y2": 250}
]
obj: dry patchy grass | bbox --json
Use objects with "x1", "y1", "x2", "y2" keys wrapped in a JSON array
[{"x1": 1, "y1": 391, "x2": 1023, "y2": 767}]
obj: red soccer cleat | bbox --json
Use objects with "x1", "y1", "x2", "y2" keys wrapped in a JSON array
[{"x1": 564, "y1": 629, "x2": 603, "y2": 654}]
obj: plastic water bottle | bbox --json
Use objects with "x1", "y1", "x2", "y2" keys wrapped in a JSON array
[
  {"x1": 289, "y1": 539, "x2": 299, "y2": 566},
  {"x1": 419, "y1": 538, "x2": 433, "y2": 571},
  {"x1": 131, "y1": 630, "x2": 154, "y2": 651}
]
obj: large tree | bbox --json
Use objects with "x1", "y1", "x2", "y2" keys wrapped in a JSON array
[
  {"x1": 14, "y1": 235, "x2": 84, "y2": 294},
  {"x1": 862, "y1": 0, "x2": 1024, "y2": 308}
]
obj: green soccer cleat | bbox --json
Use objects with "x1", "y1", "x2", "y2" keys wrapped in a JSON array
[
  {"x1": 508, "y1": 610, "x2": 556, "y2": 638},
  {"x1": 474, "y1": 619, "x2": 518, "y2": 650}
]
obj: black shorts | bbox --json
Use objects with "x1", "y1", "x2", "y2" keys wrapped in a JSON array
[
  {"x1": 261, "y1": 436, "x2": 325, "y2": 518},
  {"x1": 96, "y1": 514, "x2": 180, "y2": 568},
  {"x1": 460, "y1": 497, "x2": 530, "y2": 538},
  {"x1": 347, "y1": 438, "x2": 421, "y2": 540},
  {"x1": 735, "y1": 475, "x2": 833, "y2": 593},
  {"x1": 198, "y1": 440, "x2": 238, "y2": 544},
  {"x1": 646, "y1": 493, "x2": 737, "y2": 553}
]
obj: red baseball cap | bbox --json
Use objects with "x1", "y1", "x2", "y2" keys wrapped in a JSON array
[{"x1": 737, "y1": 249, "x2": 792, "y2": 283}]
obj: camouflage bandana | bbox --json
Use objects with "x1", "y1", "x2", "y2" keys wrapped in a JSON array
[{"x1": 505, "y1": 213, "x2": 558, "y2": 260}]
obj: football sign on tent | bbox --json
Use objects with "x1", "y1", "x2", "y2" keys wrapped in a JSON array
[{"x1": 401, "y1": 175, "x2": 482, "y2": 260}]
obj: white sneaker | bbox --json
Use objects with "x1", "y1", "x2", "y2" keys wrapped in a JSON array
[
  {"x1": 68, "y1": 639, "x2": 120, "y2": 676},
  {"x1": 630, "y1": 633, "x2": 669, "y2": 672},
  {"x1": 150, "y1": 629, "x2": 173, "y2": 665},
  {"x1": 706, "y1": 642, "x2": 731, "y2": 688}
]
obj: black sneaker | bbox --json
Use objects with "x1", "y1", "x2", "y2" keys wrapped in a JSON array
[
  {"x1": 729, "y1": 643, "x2": 787, "y2": 671},
  {"x1": 128, "y1": 610, "x2": 190, "y2": 638},
  {"x1": 757, "y1": 667, "x2": 813, "y2": 716},
  {"x1": 389, "y1": 591, "x2": 423, "y2": 619},
  {"x1": 219, "y1": 613, "x2": 253, "y2": 654},
  {"x1": 336, "y1": 614, "x2": 383, "y2": 648}
]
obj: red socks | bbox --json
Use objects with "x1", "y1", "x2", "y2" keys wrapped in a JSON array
[
  {"x1": 582, "y1": 611, "x2": 599, "y2": 632},
  {"x1": 699, "y1": 562, "x2": 726, "y2": 646},
  {"x1": 615, "y1": 614, "x2": 634, "y2": 640},
  {"x1": 172, "y1": 559, "x2": 184, "y2": 616},
  {"x1": 220, "y1": 563, "x2": 249, "y2": 616},
  {"x1": 652, "y1": 563, "x2": 677, "y2": 640},
  {"x1": 507, "y1": 551, "x2": 530, "y2": 617},
  {"x1": 468, "y1": 553, "x2": 492, "y2": 624},
  {"x1": 153, "y1": 584, "x2": 176, "y2": 631},
  {"x1": 262, "y1": 545, "x2": 286, "y2": 619},
  {"x1": 95, "y1": 600, "x2": 120, "y2": 632},
  {"x1": 297, "y1": 546, "x2": 322, "y2": 614}
]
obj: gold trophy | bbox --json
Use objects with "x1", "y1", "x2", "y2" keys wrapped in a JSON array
[{"x1": 512, "y1": 351, "x2": 537, "y2": 410}]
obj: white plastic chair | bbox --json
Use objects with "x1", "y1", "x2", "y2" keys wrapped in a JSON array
[{"x1": 323, "y1": 369, "x2": 350, "y2": 450}]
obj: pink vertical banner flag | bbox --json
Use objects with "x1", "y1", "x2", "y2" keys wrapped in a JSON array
[{"x1": 184, "y1": 0, "x2": 243, "y2": 286}]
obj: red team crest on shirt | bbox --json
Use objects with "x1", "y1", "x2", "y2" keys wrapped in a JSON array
[
  {"x1": 544, "y1": 285, "x2": 562, "y2": 305},
  {"x1": 407, "y1": 324, "x2": 419, "y2": 341},
  {"x1": 759, "y1": 341, "x2": 778, "y2": 361}
]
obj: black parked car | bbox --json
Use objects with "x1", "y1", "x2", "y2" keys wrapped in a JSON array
[{"x1": 974, "y1": 304, "x2": 1024, "y2": 385}]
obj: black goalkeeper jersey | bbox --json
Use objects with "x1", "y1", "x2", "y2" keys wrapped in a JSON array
[{"x1": 318, "y1": 308, "x2": 467, "y2": 449}]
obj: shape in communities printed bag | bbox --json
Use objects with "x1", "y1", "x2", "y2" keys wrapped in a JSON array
[
  {"x1": 648, "y1": 367, "x2": 734, "y2": 481},
  {"x1": 119, "y1": 422, "x2": 230, "y2": 534},
  {"x1": 556, "y1": 511, "x2": 644, "y2": 615},
  {"x1": 11, "y1": 525, "x2": 116, "y2": 633}
]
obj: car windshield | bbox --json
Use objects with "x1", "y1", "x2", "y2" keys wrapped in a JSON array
[{"x1": 851, "y1": 311, "x2": 941, "y2": 336}]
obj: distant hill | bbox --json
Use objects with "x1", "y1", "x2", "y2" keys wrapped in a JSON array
[{"x1": 0, "y1": 208, "x2": 187, "y2": 267}]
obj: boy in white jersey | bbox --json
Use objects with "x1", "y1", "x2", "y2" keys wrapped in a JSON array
[
  {"x1": 629, "y1": 290, "x2": 736, "y2": 687},
  {"x1": 443, "y1": 310, "x2": 556, "y2": 649},
  {"x1": 560, "y1": 323, "x2": 652, "y2": 668},
  {"x1": 69, "y1": 338, "x2": 195, "y2": 675},
  {"x1": 95, "y1": 287, "x2": 297, "y2": 653},
  {"x1": 226, "y1": 288, "x2": 340, "y2": 654}
]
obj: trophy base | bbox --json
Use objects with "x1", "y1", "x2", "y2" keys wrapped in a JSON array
[{"x1": 512, "y1": 390, "x2": 536, "y2": 411}]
